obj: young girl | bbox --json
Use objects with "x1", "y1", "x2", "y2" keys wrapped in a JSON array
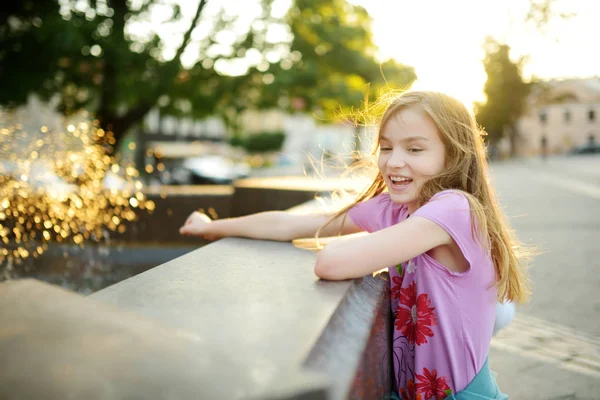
[{"x1": 180, "y1": 91, "x2": 531, "y2": 399}]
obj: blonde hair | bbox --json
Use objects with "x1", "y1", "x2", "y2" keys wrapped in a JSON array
[{"x1": 319, "y1": 90, "x2": 532, "y2": 303}]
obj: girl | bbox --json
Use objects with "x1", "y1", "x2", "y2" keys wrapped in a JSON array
[{"x1": 180, "y1": 91, "x2": 531, "y2": 399}]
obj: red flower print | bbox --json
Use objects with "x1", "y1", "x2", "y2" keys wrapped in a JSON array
[
  {"x1": 394, "y1": 282, "x2": 437, "y2": 345},
  {"x1": 416, "y1": 368, "x2": 451, "y2": 400},
  {"x1": 398, "y1": 279, "x2": 417, "y2": 308},
  {"x1": 391, "y1": 276, "x2": 403, "y2": 299},
  {"x1": 399, "y1": 378, "x2": 422, "y2": 400}
]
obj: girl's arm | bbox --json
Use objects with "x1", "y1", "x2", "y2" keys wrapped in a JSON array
[
  {"x1": 179, "y1": 210, "x2": 362, "y2": 242},
  {"x1": 314, "y1": 216, "x2": 452, "y2": 280}
]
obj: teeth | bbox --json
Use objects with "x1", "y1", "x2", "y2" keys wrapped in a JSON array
[{"x1": 390, "y1": 176, "x2": 411, "y2": 183}]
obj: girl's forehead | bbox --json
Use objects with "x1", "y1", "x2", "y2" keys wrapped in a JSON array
[{"x1": 380, "y1": 107, "x2": 441, "y2": 141}]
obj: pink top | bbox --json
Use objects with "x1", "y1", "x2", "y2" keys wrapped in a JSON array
[{"x1": 348, "y1": 190, "x2": 497, "y2": 398}]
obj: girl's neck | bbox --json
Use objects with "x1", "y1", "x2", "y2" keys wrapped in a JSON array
[{"x1": 407, "y1": 201, "x2": 420, "y2": 216}]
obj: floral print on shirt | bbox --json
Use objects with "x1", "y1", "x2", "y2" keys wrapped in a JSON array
[
  {"x1": 395, "y1": 282, "x2": 437, "y2": 346},
  {"x1": 405, "y1": 259, "x2": 417, "y2": 274},
  {"x1": 399, "y1": 378, "x2": 422, "y2": 400},
  {"x1": 416, "y1": 368, "x2": 452, "y2": 399}
]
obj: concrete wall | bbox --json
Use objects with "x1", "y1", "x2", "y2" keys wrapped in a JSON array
[
  {"x1": 114, "y1": 177, "x2": 360, "y2": 245},
  {"x1": 113, "y1": 185, "x2": 233, "y2": 244}
]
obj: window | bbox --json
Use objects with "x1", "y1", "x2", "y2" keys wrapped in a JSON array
[
  {"x1": 589, "y1": 109, "x2": 596, "y2": 122},
  {"x1": 564, "y1": 110, "x2": 571, "y2": 123}
]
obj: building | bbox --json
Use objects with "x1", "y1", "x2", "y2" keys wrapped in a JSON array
[{"x1": 516, "y1": 77, "x2": 600, "y2": 155}]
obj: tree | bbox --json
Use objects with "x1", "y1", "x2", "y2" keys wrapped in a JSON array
[
  {"x1": 258, "y1": 0, "x2": 415, "y2": 121},
  {"x1": 525, "y1": 0, "x2": 575, "y2": 34},
  {"x1": 475, "y1": 39, "x2": 529, "y2": 156},
  {"x1": 474, "y1": 0, "x2": 575, "y2": 157},
  {"x1": 0, "y1": 0, "x2": 276, "y2": 149},
  {"x1": 0, "y1": 0, "x2": 415, "y2": 152}
]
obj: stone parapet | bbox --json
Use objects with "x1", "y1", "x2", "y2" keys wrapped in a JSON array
[{"x1": 2, "y1": 177, "x2": 392, "y2": 399}]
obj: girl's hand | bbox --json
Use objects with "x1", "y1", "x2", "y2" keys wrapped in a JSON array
[{"x1": 179, "y1": 211, "x2": 220, "y2": 240}]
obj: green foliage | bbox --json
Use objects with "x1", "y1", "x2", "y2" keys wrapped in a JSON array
[
  {"x1": 0, "y1": 1, "x2": 70, "y2": 106},
  {"x1": 228, "y1": 134, "x2": 245, "y2": 148},
  {"x1": 257, "y1": 0, "x2": 416, "y2": 121},
  {"x1": 0, "y1": 0, "x2": 416, "y2": 151},
  {"x1": 238, "y1": 131, "x2": 286, "y2": 153},
  {"x1": 475, "y1": 39, "x2": 529, "y2": 148},
  {"x1": 0, "y1": 0, "x2": 275, "y2": 146}
]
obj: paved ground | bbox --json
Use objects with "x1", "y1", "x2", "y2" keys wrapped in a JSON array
[{"x1": 488, "y1": 154, "x2": 600, "y2": 399}]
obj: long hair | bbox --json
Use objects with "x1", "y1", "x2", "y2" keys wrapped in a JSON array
[{"x1": 318, "y1": 90, "x2": 532, "y2": 303}]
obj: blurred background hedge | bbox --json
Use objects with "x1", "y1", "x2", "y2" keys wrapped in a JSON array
[{"x1": 228, "y1": 131, "x2": 286, "y2": 153}]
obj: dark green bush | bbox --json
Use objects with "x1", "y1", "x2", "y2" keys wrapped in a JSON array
[
  {"x1": 242, "y1": 131, "x2": 286, "y2": 153},
  {"x1": 228, "y1": 135, "x2": 245, "y2": 148}
]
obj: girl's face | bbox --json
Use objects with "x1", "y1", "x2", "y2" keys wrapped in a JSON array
[{"x1": 378, "y1": 106, "x2": 446, "y2": 213}]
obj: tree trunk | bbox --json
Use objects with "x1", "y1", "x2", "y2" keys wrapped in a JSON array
[
  {"x1": 508, "y1": 123, "x2": 518, "y2": 158},
  {"x1": 97, "y1": 102, "x2": 152, "y2": 153},
  {"x1": 97, "y1": 0, "x2": 207, "y2": 154}
]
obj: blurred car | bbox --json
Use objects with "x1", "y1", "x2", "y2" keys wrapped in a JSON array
[
  {"x1": 182, "y1": 155, "x2": 250, "y2": 184},
  {"x1": 570, "y1": 144, "x2": 600, "y2": 155}
]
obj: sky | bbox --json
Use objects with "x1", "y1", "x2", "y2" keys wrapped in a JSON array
[
  {"x1": 350, "y1": 0, "x2": 600, "y2": 108},
  {"x1": 130, "y1": 0, "x2": 600, "y2": 110}
]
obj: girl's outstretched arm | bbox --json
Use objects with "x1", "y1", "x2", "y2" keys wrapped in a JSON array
[
  {"x1": 314, "y1": 216, "x2": 452, "y2": 280},
  {"x1": 179, "y1": 210, "x2": 362, "y2": 242}
]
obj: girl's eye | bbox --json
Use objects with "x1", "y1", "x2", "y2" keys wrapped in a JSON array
[
  {"x1": 408, "y1": 148, "x2": 423, "y2": 153},
  {"x1": 380, "y1": 147, "x2": 392, "y2": 152}
]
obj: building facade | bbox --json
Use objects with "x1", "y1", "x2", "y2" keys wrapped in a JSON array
[{"x1": 516, "y1": 77, "x2": 600, "y2": 155}]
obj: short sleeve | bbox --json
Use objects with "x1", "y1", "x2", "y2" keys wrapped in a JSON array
[
  {"x1": 412, "y1": 190, "x2": 482, "y2": 267},
  {"x1": 347, "y1": 194, "x2": 387, "y2": 233}
]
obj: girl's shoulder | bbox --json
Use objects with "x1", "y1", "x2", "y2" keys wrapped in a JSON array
[
  {"x1": 413, "y1": 189, "x2": 473, "y2": 233},
  {"x1": 422, "y1": 189, "x2": 475, "y2": 216},
  {"x1": 427, "y1": 189, "x2": 470, "y2": 204},
  {"x1": 414, "y1": 190, "x2": 490, "y2": 274}
]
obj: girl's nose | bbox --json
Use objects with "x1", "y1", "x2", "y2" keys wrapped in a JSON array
[{"x1": 387, "y1": 151, "x2": 407, "y2": 168}]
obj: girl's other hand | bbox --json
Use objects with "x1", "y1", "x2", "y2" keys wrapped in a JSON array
[{"x1": 179, "y1": 211, "x2": 219, "y2": 240}]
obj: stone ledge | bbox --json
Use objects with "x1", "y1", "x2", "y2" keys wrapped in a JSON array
[
  {"x1": 3, "y1": 238, "x2": 391, "y2": 399},
  {"x1": 90, "y1": 238, "x2": 391, "y2": 399},
  {"x1": 1, "y1": 279, "x2": 327, "y2": 400},
  {"x1": 304, "y1": 273, "x2": 392, "y2": 399},
  {"x1": 4, "y1": 178, "x2": 392, "y2": 399}
]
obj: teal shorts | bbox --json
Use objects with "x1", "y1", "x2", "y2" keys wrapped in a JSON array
[{"x1": 388, "y1": 357, "x2": 507, "y2": 400}]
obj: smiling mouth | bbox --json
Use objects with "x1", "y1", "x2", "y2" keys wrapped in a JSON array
[{"x1": 389, "y1": 176, "x2": 413, "y2": 189}]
